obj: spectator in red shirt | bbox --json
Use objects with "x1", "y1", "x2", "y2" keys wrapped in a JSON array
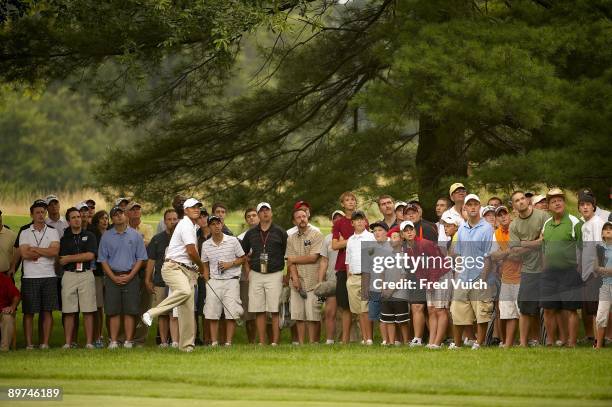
[{"x1": 0, "y1": 272, "x2": 20, "y2": 351}]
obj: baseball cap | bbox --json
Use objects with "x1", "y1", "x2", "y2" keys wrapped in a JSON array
[
  {"x1": 577, "y1": 190, "x2": 596, "y2": 205},
  {"x1": 394, "y1": 201, "x2": 407, "y2": 210},
  {"x1": 30, "y1": 199, "x2": 48, "y2": 211},
  {"x1": 525, "y1": 191, "x2": 534, "y2": 198},
  {"x1": 531, "y1": 195, "x2": 546, "y2": 205},
  {"x1": 546, "y1": 187, "x2": 565, "y2": 199},
  {"x1": 369, "y1": 221, "x2": 389, "y2": 232},
  {"x1": 403, "y1": 203, "x2": 419, "y2": 213},
  {"x1": 208, "y1": 215, "x2": 222, "y2": 224},
  {"x1": 400, "y1": 220, "x2": 415, "y2": 230},
  {"x1": 331, "y1": 210, "x2": 345, "y2": 220},
  {"x1": 293, "y1": 200, "x2": 311, "y2": 210},
  {"x1": 109, "y1": 206, "x2": 124, "y2": 217},
  {"x1": 127, "y1": 201, "x2": 142, "y2": 210},
  {"x1": 441, "y1": 214, "x2": 460, "y2": 226},
  {"x1": 449, "y1": 182, "x2": 465, "y2": 196},
  {"x1": 183, "y1": 198, "x2": 203, "y2": 209},
  {"x1": 351, "y1": 210, "x2": 366, "y2": 220},
  {"x1": 45, "y1": 195, "x2": 59, "y2": 205},
  {"x1": 495, "y1": 205, "x2": 509, "y2": 215},
  {"x1": 464, "y1": 193, "x2": 481, "y2": 204},
  {"x1": 76, "y1": 202, "x2": 89, "y2": 211},
  {"x1": 256, "y1": 202, "x2": 271, "y2": 212},
  {"x1": 480, "y1": 205, "x2": 496, "y2": 216},
  {"x1": 114, "y1": 197, "x2": 130, "y2": 206}
]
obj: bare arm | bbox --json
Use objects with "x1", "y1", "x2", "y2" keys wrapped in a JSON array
[
  {"x1": 186, "y1": 243, "x2": 204, "y2": 273},
  {"x1": 144, "y1": 259, "x2": 155, "y2": 293},
  {"x1": 58, "y1": 252, "x2": 94, "y2": 265},
  {"x1": 317, "y1": 256, "x2": 329, "y2": 283},
  {"x1": 31, "y1": 241, "x2": 60, "y2": 257},
  {"x1": 331, "y1": 236, "x2": 346, "y2": 251},
  {"x1": 287, "y1": 253, "x2": 320, "y2": 265}
]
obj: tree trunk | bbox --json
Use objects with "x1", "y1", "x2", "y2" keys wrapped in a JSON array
[{"x1": 416, "y1": 114, "x2": 468, "y2": 221}]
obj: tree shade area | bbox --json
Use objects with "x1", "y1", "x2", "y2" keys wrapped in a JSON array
[{"x1": 0, "y1": 0, "x2": 610, "y2": 217}]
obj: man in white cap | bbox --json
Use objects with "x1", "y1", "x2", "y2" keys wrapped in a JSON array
[
  {"x1": 241, "y1": 202, "x2": 288, "y2": 345},
  {"x1": 439, "y1": 182, "x2": 467, "y2": 242},
  {"x1": 142, "y1": 198, "x2": 205, "y2": 352},
  {"x1": 531, "y1": 195, "x2": 548, "y2": 211},
  {"x1": 449, "y1": 193, "x2": 495, "y2": 350},
  {"x1": 44, "y1": 195, "x2": 68, "y2": 239}
]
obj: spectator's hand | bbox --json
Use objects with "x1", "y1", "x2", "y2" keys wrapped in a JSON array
[
  {"x1": 113, "y1": 274, "x2": 128, "y2": 285},
  {"x1": 58, "y1": 256, "x2": 69, "y2": 266},
  {"x1": 292, "y1": 277, "x2": 301, "y2": 291},
  {"x1": 7, "y1": 268, "x2": 15, "y2": 278},
  {"x1": 2, "y1": 306, "x2": 15, "y2": 314},
  {"x1": 145, "y1": 279, "x2": 154, "y2": 294},
  {"x1": 219, "y1": 261, "x2": 233, "y2": 271}
]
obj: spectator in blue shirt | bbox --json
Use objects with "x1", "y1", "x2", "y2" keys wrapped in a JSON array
[{"x1": 98, "y1": 206, "x2": 147, "y2": 349}]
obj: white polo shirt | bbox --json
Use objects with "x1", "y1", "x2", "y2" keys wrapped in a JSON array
[
  {"x1": 19, "y1": 224, "x2": 60, "y2": 278},
  {"x1": 581, "y1": 215, "x2": 604, "y2": 281},
  {"x1": 45, "y1": 217, "x2": 68, "y2": 239},
  {"x1": 345, "y1": 229, "x2": 375, "y2": 275},
  {"x1": 165, "y1": 217, "x2": 198, "y2": 266},
  {"x1": 201, "y1": 234, "x2": 245, "y2": 279}
]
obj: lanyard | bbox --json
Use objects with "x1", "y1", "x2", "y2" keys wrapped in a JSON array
[
  {"x1": 73, "y1": 233, "x2": 82, "y2": 254},
  {"x1": 260, "y1": 228, "x2": 271, "y2": 252},
  {"x1": 32, "y1": 226, "x2": 48, "y2": 248}
]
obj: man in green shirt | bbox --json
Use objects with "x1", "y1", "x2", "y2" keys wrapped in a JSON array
[{"x1": 541, "y1": 188, "x2": 583, "y2": 347}]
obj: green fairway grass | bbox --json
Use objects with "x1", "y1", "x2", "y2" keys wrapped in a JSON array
[{"x1": 1, "y1": 345, "x2": 611, "y2": 407}]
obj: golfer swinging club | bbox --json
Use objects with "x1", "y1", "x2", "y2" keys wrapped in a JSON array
[{"x1": 142, "y1": 198, "x2": 205, "y2": 352}]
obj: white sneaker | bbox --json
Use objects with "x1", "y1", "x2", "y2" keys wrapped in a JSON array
[
  {"x1": 39, "y1": 344, "x2": 49, "y2": 350},
  {"x1": 292, "y1": 341, "x2": 300, "y2": 346},
  {"x1": 271, "y1": 342, "x2": 278, "y2": 347},
  {"x1": 224, "y1": 342, "x2": 232, "y2": 347},
  {"x1": 409, "y1": 337, "x2": 423, "y2": 347},
  {"x1": 211, "y1": 341, "x2": 219, "y2": 347},
  {"x1": 62, "y1": 343, "x2": 71, "y2": 349},
  {"x1": 528, "y1": 339, "x2": 540, "y2": 347},
  {"x1": 108, "y1": 341, "x2": 120, "y2": 349},
  {"x1": 365, "y1": 339, "x2": 373, "y2": 346},
  {"x1": 448, "y1": 342, "x2": 460, "y2": 350},
  {"x1": 381, "y1": 341, "x2": 388, "y2": 346},
  {"x1": 325, "y1": 339, "x2": 335, "y2": 345},
  {"x1": 471, "y1": 343, "x2": 481, "y2": 350},
  {"x1": 427, "y1": 344, "x2": 441, "y2": 350},
  {"x1": 141, "y1": 312, "x2": 153, "y2": 327},
  {"x1": 394, "y1": 341, "x2": 401, "y2": 346},
  {"x1": 85, "y1": 344, "x2": 95, "y2": 350},
  {"x1": 555, "y1": 340, "x2": 564, "y2": 347},
  {"x1": 171, "y1": 342, "x2": 179, "y2": 348},
  {"x1": 158, "y1": 343, "x2": 169, "y2": 349},
  {"x1": 123, "y1": 341, "x2": 134, "y2": 349},
  {"x1": 463, "y1": 338, "x2": 475, "y2": 347}
]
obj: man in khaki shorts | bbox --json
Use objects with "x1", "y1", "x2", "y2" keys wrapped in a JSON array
[
  {"x1": 145, "y1": 209, "x2": 179, "y2": 347},
  {"x1": 59, "y1": 207, "x2": 98, "y2": 349},
  {"x1": 142, "y1": 198, "x2": 205, "y2": 352},
  {"x1": 201, "y1": 215, "x2": 246, "y2": 346},
  {"x1": 241, "y1": 202, "x2": 288, "y2": 345},
  {"x1": 345, "y1": 210, "x2": 375, "y2": 345},
  {"x1": 449, "y1": 194, "x2": 495, "y2": 350},
  {"x1": 286, "y1": 208, "x2": 324, "y2": 344}
]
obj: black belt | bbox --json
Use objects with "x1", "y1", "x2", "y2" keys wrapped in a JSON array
[{"x1": 165, "y1": 259, "x2": 197, "y2": 271}]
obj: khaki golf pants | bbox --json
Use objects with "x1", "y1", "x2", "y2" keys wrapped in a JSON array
[{"x1": 147, "y1": 262, "x2": 197, "y2": 351}]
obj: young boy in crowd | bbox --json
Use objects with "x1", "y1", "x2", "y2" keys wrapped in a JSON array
[
  {"x1": 595, "y1": 219, "x2": 612, "y2": 349},
  {"x1": 345, "y1": 210, "x2": 375, "y2": 344},
  {"x1": 368, "y1": 221, "x2": 390, "y2": 345},
  {"x1": 490, "y1": 206, "x2": 522, "y2": 347}
]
